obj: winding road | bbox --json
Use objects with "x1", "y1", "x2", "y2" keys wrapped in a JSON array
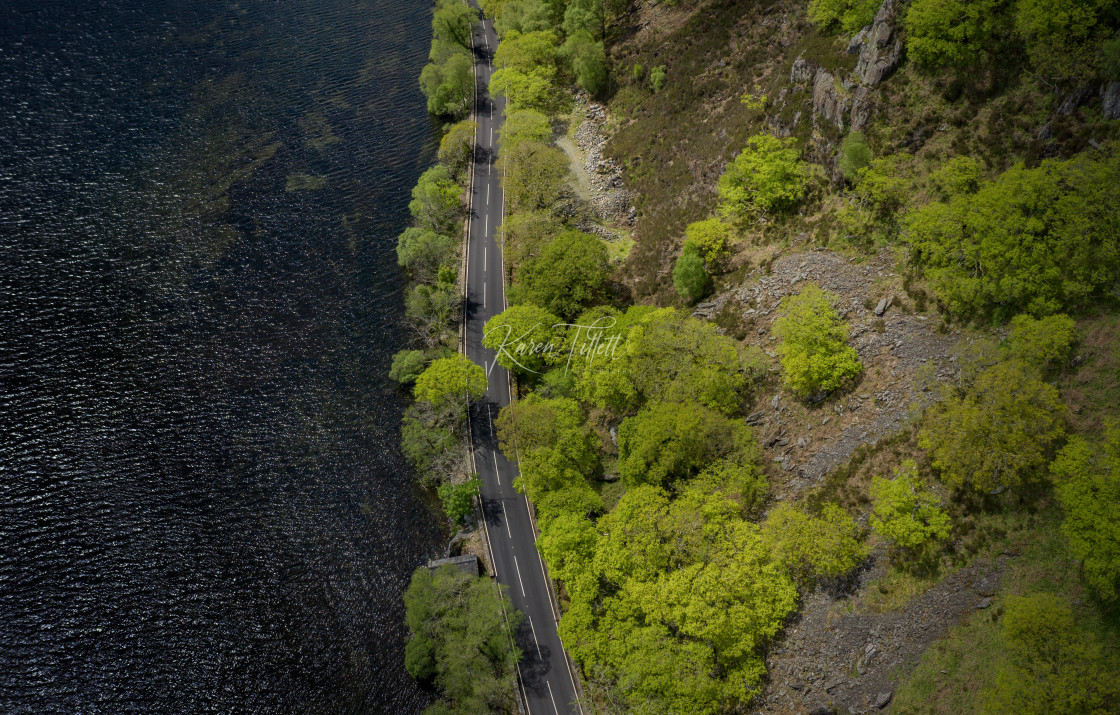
[{"x1": 462, "y1": 7, "x2": 582, "y2": 715}]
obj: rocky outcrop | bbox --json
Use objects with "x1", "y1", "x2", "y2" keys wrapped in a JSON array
[
  {"x1": 812, "y1": 69, "x2": 849, "y2": 129},
  {"x1": 854, "y1": 0, "x2": 903, "y2": 87},
  {"x1": 1102, "y1": 81, "x2": 1120, "y2": 120}
]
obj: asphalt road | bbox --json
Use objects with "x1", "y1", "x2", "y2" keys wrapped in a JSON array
[{"x1": 462, "y1": 8, "x2": 582, "y2": 715}]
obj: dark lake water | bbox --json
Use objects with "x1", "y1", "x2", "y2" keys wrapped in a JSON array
[{"x1": 0, "y1": 0, "x2": 446, "y2": 711}]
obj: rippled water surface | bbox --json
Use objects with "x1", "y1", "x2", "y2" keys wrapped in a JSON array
[{"x1": 0, "y1": 0, "x2": 445, "y2": 711}]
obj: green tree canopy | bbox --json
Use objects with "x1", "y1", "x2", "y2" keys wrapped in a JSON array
[
  {"x1": 432, "y1": 0, "x2": 477, "y2": 49},
  {"x1": 903, "y1": 0, "x2": 1010, "y2": 69},
  {"x1": 905, "y1": 150, "x2": 1120, "y2": 318},
  {"x1": 761, "y1": 502, "x2": 866, "y2": 581},
  {"x1": 493, "y1": 29, "x2": 558, "y2": 73},
  {"x1": 683, "y1": 218, "x2": 733, "y2": 269},
  {"x1": 499, "y1": 139, "x2": 569, "y2": 212},
  {"x1": 389, "y1": 349, "x2": 428, "y2": 385},
  {"x1": 403, "y1": 565, "x2": 522, "y2": 712},
  {"x1": 518, "y1": 230, "x2": 609, "y2": 320},
  {"x1": 1004, "y1": 313, "x2": 1077, "y2": 373},
  {"x1": 409, "y1": 164, "x2": 463, "y2": 234},
  {"x1": 1050, "y1": 424, "x2": 1120, "y2": 602},
  {"x1": 419, "y1": 46, "x2": 474, "y2": 118},
  {"x1": 500, "y1": 109, "x2": 552, "y2": 151},
  {"x1": 717, "y1": 134, "x2": 811, "y2": 217},
  {"x1": 437, "y1": 119, "x2": 477, "y2": 180},
  {"x1": 617, "y1": 402, "x2": 760, "y2": 489},
  {"x1": 560, "y1": 30, "x2": 609, "y2": 96},
  {"x1": 808, "y1": 0, "x2": 880, "y2": 34},
  {"x1": 982, "y1": 593, "x2": 1120, "y2": 714},
  {"x1": 405, "y1": 281, "x2": 458, "y2": 348},
  {"x1": 869, "y1": 460, "x2": 952, "y2": 552},
  {"x1": 482, "y1": 303, "x2": 564, "y2": 376},
  {"x1": 493, "y1": 0, "x2": 554, "y2": 36},
  {"x1": 495, "y1": 393, "x2": 585, "y2": 455},
  {"x1": 920, "y1": 360, "x2": 1066, "y2": 492},
  {"x1": 500, "y1": 208, "x2": 559, "y2": 268},
  {"x1": 413, "y1": 354, "x2": 488, "y2": 412},
  {"x1": 773, "y1": 283, "x2": 862, "y2": 398},
  {"x1": 396, "y1": 227, "x2": 457, "y2": 284},
  {"x1": 489, "y1": 67, "x2": 557, "y2": 113},
  {"x1": 437, "y1": 475, "x2": 481, "y2": 526}
]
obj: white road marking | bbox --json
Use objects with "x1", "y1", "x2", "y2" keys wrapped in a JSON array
[
  {"x1": 485, "y1": 214, "x2": 488, "y2": 235},
  {"x1": 488, "y1": 407, "x2": 494, "y2": 437},
  {"x1": 484, "y1": 245, "x2": 487, "y2": 266},
  {"x1": 513, "y1": 556, "x2": 526, "y2": 597},
  {"x1": 483, "y1": 281, "x2": 486, "y2": 309},
  {"x1": 486, "y1": 183, "x2": 490, "y2": 203},
  {"x1": 546, "y1": 681, "x2": 560, "y2": 715},
  {"x1": 526, "y1": 613, "x2": 543, "y2": 657},
  {"x1": 490, "y1": 126, "x2": 493, "y2": 145},
  {"x1": 504, "y1": 504, "x2": 512, "y2": 538}
]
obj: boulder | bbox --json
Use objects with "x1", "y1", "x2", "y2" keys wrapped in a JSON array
[
  {"x1": 855, "y1": 0, "x2": 903, "y2": 86},
  {"x1": 875, "y1": 691, "x2": 893, "y2": 709},
  {"x1": 873, "y1": 297, "x2": 889, "y2": 316},
  {"x1": 813, "y1": 69, "x2": 849, "y2": 129},
  {"x1": 791, "y1": 57, "x2": 814, "y2": 84}
]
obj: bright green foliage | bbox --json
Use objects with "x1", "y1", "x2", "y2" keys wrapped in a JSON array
[
  {"x1": 409, "y1": 164, "x2": 462, "y2": 234},
  {"x1": 869, "y1": 460, "x2": 951, "y2": 552},
  {"x1": 981, "y1": 593, "x2": 1120, "y2": 714},
  {"x1": 683, "y1": 218, "x2": 733, "y2": 269},
  {"x1": 1050, "y1": 425, "x2": 1120, "y2": 602},
  {"x1": 672, "y1": 242, "x2": 711, "y2": 303},
  {"x1": 903, "y1": 0, "x2": 1009, "y2": 69},
  {"x1": 649, "y1": 64, "x2": 667, "y2": 92},
  {"x1": 482, "y1": 303, "x2": 564, "y2": 376},
  {"x1": 762, "y1": 503, "x2": 866, "y2": 581},
  {"x1": 493, "y1": 29, "x2": 558, "y2": 73},
  {"x1": 1005, "y1": 313, "x2": 1077, "y2": 373},
  {"x1": 489, "y1": 67, "x2": 556, "y2": 113},
  {"x1": 437, "y1": 475, "x2": 480, "y2": 525},
  {"x1": 624, "y1": 308, "x2": 749, "y2": 414},
  {"x1": 718, "y1": 134, "x2": 811, "y2": 217},
  {"x1": 500, "y1": 109, "x2": 552, "y2": 150},
  {"x1": 690, "y1": 460, "x2": 769, "y2": 516},
  {"x1": 419, "y1": 45, "x2": 474, "y2": 118},
  {"x1": 396, "y1": 227, "x2": 457, "y2": 284},
  {"x1": 403, "y1": 565, "x2": 522, "y2": 712},
  {"x1": 808, "y1": 0, "x2": 880, "y2": 34},
  {"x1": 499, "y1": 139, "x2": 568, "y2": 212},
  {"x1": 432, "y1": 0, "x2": 476, "y2": 49},
  {"x1": 389, "y1": 349, "x2": 428, "y2": 384},
  {"x1": 413, "y1": 354, "x2": 488, "y2": 410},
  {"x1": 920, "y1": 360, "x2": 1066, "y2": 491},
  {"x1": 537, "y1": 512, "x2": 599, "y2": 601},
  {"x1": 534, "y1": 484, "x2": 603, "y2": 523},
  {"x1": 518, "y1": 231, "x2": 609, "y2": 319},
  {"x1": 773, "y1": 283, "x2": 862, "y2": 398},
  {"x1": 561, "y1": 31, "x2": 609, "y2": 95},
  {"x1": 838, "y1": 131, "x2": 871, "y2": 181},
  {"x1": 930, "y1": 155, "x2": 984, "y2": 197},
  {"x1": 567, "y1": 305, "x2": 654, "y2": 413},
  {"x1": 516, "y1": 434, "x2": 599, "y2": 504},
  {"x1": 437, "y1": 119, "x2": 477, "y2": 180},
  {"x1": 905, "y1": 151, "x2": 1120, "y2": 318},
  {"x1": 559, "y1": 486, "x2": 798, "y2": 714},
  {"x1": 853, "y1": 153, "x2": 911, "y2": 217},
  {"x1": 617, "y1": 402, "x2": 759, "y2": 488},
  {"x1": 495, "y1": 393, "x2": 586, "y2": 455}
]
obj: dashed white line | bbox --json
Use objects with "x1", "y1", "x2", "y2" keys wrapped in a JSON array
[
  {"x1": 546, "y1": 681, "x2": 560, "y2": 715},
  {"x1": 486, "y1": 183, "x2": 490, "y2": 203},
  {"x1": 490, "y1": 126, "x2": 493, "y2": 145},
  {"x1": 483, "y1": 281, "x2": 486, "y2": 309},
  {"x1": 526, "y1": 613, "x2": 543, "y2": 657},
  {"x1": 493, "y1": 451, "x2": 501, "y2": 486},
  {"x1": 513, "y1": 556, "x2": 526, "y2": 597},
  {"x1": 484, "y1": 244, "x2": 487, "y2": 266},
  {"x1": 485, "y1": 214, "x2": 488, "y2": 235},
  {"x1": 504, "y1": 504, "x2": 512, "y2": 538}
]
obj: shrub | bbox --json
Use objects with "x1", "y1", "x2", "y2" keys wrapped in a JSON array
[
  {"x1": 396, "y1": 227, "x2": 457, "y2": 284},
  {"x1": 718, "y1": 134, "x2": 811, "y2": 217},
  {"x1": 1004, "y1": 314, "x2": 1077, "y2": 373},
  {"x1": 869, "y1": 460, "x2": 951, "y2": 552},
  {"x1": 773, "y1": 283, "x2": 862, "y2": 397},
  {"x1": 920, "y1": 360, "x2": 1066, "y2": 492},
  {"x1": 672, "y1": 242, "x2": 711, "y2": 303},
  {"x1": 929, "y1": 155, "x2": 984, "y2": 197},
  {"x1": 389, "y1": 349, "x2": 428, "y2": 384},
  {"x1": 808, "y1": 0, "x2": 880, "y2": 34},
  {"x1": 437, "y1": 475, "x2": 481, "y2": 525},
  {"x1": 838, "y1": 131, "x2": 871, "y2": 181},
  {"x1": 649, "y1": 64, "x2": 667, "y2": 92}
]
